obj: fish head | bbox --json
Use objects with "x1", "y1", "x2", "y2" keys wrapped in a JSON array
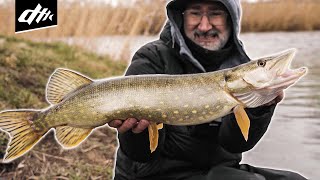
[{"x1": 225, "y1": 48, "x2": 308, "y2": 108}]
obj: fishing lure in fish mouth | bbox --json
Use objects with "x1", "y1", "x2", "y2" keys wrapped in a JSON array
[{"x1": 0, "y1": 48, "x2": 307, "y2": 162}]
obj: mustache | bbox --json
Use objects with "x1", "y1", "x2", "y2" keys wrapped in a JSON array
[{"x1": 194, "y1": 29, "x2": 219, "y2": 38}]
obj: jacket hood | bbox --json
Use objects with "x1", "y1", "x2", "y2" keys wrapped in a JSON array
[{"x1": 162, "y1": 0, "x2": 250, "y2": 72}]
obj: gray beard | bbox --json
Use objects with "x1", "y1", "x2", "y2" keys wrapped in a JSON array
[{"x1": 193, "y1": 28, "x2": 231, "y2": 51}]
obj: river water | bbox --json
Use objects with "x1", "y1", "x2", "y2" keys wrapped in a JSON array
[
  {"x1": 49, "y1": 31, "x2": 320, "y2": 179},
  {"x1": 240, "y1": 32, "x2": 320, "y2": 180}
]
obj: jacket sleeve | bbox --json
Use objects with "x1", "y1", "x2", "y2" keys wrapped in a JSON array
[
  {"x1": 218, "y1": 104, "x2": 277, "y2": 153},
  {"x1": 117, "y1": 43, "x2": 166, "y2": 162}
]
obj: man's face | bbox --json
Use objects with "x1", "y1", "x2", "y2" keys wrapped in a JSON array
[{"x1": 183, "y1": 1, "x2": 231, "y2": 51}]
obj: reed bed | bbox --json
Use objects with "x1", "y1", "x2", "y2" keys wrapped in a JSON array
[
  {"x1": 0, "y1": 0, "x2": 319, "y2": 38},
  {"x1": 241, "y1": 0, "x2": 320, "y2": 32},
  {"x1": 0, "y1": 0, "x2": 167, "y2": 38}
]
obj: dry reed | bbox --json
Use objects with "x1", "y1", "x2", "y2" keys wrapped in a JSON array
[
  {"x1": 0, "y1": 0, "x2": 319, "y2": 38},
  {"x1": 241, "y1": 0, "x2": 320, "y2": 32},
  {"x1": 0, "y1": 0, "x2": 167, "y2": 38}
]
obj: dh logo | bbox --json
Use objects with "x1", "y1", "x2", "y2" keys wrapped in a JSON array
[
  {"x1": 18, "y1": 4, "x2": 54, "y2": 25},
  {"x1": 15, "y1": 0, "x2": 57, "y2": 33}
]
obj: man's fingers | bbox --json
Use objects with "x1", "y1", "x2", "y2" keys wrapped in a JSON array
[
  {"x1": 108, "y1": 119, "x2": 123, "y2": 128},
  {"x1": 117, "y1": 118, "x2": 138, "y2": 133},
  {"x1": 132, "y1": 119, "x2": 150, "y2": 134},
  {"x1": 109, "y1": 118, "x2": 151, "y2": 134}
]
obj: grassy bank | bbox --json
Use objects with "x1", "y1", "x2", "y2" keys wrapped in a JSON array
[
  {"x1": 0, "y1": 0, "x2": 319, "y2": 38},
  {"x1": 0, "y1": 35, "x2": 127, "y2": 179}
]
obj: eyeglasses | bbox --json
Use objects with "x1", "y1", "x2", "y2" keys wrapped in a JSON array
[{"x1": 183, "y1": 10, "x2": 227, "y2": 26}]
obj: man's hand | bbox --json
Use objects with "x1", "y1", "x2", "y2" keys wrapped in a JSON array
[{"x1": 108, "y1": 118, "x2": 150, "y2": 134}]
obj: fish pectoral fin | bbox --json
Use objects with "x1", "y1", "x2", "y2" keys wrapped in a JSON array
[
  {"x1": 0, "y1": 110, "x2": 46, "y2": 162},
  {"x1": 55, "y1": 126, "x2": 92, "y2": 149},
  {"x1": 46, "y1": 68, "x2": 93, "y2": 105},
  {"x1": 148, "y1": 122, "x2": 160, "y2": 153},
  {"x1": 233, "y1": 105, "x2": 250, "y2": 141}
]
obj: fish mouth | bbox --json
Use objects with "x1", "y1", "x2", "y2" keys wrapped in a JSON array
[{"x1": 266, "y1": 48, "x2": 307, "y2": 89}]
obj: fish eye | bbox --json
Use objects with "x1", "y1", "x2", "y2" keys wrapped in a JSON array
[{"x1": 257, "y1": 60, "x2": 266, "y2": 67}]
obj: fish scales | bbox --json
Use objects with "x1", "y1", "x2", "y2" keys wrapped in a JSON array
[{"x1": 38, "y1": 72, "x2": 237, "y2": 129}]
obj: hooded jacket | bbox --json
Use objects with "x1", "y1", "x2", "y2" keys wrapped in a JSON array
[{"x1": 114, "y1": 1, "x2": 276, "y2": 179}]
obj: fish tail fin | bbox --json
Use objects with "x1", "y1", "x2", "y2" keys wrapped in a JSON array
[{"x1": 0, "y1": 110, "x2": 47, "y2": 162}]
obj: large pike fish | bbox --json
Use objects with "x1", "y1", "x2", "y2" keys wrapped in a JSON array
[{"x1": 0, "y1": 49, "x2": 307, "y2": 162}]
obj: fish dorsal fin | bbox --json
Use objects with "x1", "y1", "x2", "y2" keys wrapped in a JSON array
[{"x1": 46, "y1": 68, "x2": 93, "y2": 105}]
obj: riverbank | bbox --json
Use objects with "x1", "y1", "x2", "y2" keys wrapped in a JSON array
[{"x1": 1, "y1": 32, "x2": 319, "y2": 179}]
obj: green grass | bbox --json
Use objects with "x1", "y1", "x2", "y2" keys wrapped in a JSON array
[
  {"x1": 0, "y1": 35, "x2": 127, "y2": 108},
  {"x1": 0, "y1": 35, "x2": 126, "y2": 179}
]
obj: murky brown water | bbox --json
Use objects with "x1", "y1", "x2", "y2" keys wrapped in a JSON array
[{"x1": 45, "y1": 31, "x2": 320, "y2": 179}]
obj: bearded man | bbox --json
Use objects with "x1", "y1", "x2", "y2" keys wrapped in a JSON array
[{"x1": 109, "y1": 1, "x2": 307, "y2": 180}]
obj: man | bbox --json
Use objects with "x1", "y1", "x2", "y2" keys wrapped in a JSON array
[{"x1": 109, "y1": 0, "x2": 307, "y2": 179}]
